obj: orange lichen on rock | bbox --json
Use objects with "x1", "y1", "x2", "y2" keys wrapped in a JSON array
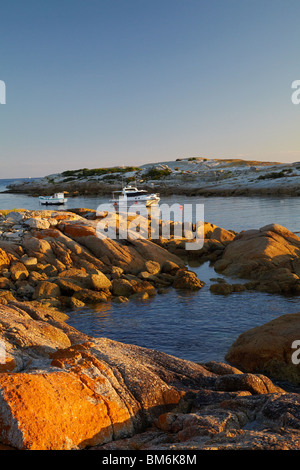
[
  {"x1": 0, "y1": 357, "x2": 17, "y2": 373},
  {"x1": 35, "y1": 229, "x2": 61, "y2": 239},
  {"x1": 60, "y1": 223, "x2": 96, "y2": 238},
  {"x1": 0, "y1": 248, "x2": 11, "y2": 269},
  {"x1": 0, "y1": 370, "x2": 132, "y2": 450}
]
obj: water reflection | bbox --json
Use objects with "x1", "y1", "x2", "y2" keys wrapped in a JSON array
[{"x1": 66, "y1": 262, "x2": 300, "y2": 363}]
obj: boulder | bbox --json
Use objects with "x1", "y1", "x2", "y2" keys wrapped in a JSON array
[
  {"x1": 69, "y1": 296, "x2": 85, "y2": 308},
  {"x1": 0, "y1": 370, "x2": 124, "y2": 450},
  {"x1": 129, "y1": 238, "x2": 184, "y2": 271},
  {"x1": 33, "y1": 281, "x2": 61, "y2": 301},
  {"x1": 10, "y1": 262, "x2": 29, "y2": 281},
  {"x1": 214, "y1": 224, "x2": 300, "y2": 294},
  {"x1": 111, "y1": 266, "x2": 124, "y2": 279},
  {"x1": 55, "y1": 278, "x2": 83, "y2": 296},
  {"x1": 24, "y1": 218, "x2": 51, "y2": 230},
  {"x1": 112, "y1": 295, "x2": 129, "y2": 303},
  {"x1": 59, "y1": 222, "x2": 147, "y2": 273},
  {"x1": 5, "y1": 211, "x2": 25, "y2": 224},
  {"x1": 130, "y1": 280, "x2": 156, "y2": 297},
  {"x1": 215, "y1": 373, "x2": 283, "y2": 394},
  {"x1": 0, "y1": 304, "x2": 71, "y2": 368},
  {"x1": 111, "y1": 278, "x2": 134, "y2": 297},
  {"x1": 0, "y1": 290, "x2": 17, "y2": 303},
  {"x1": 88, "y1": 272, "x2": 112, "y2": 291},
  {"x1": 72, "y1": 289, "x2": 109, "y2": 304},
  {"x1": 210, "y1": 282, "x2": 246, "y2": 295},
  {"x1": 161, "y1": 260, "x2": 180, "y2": 274},
  {"x1": 21, "y1": 256, "x2": 38, "y2": 269},
  {"x1": 22, "y1": 236, "x2": 55, "y2": 265},
  {"x1": 209, "y1": 226, "x2": 236, "y2": 244},
  {"x1": 16, "y1": 283, "x2": 35, "y2": 299},
  {"x1": 105, "y1": 392, "x2": 300, "y2": 450},
  {"x1": 36, "y1": 263, "x2": 58, "y2": 277},
  {"x1": 144, "y1": 260, "x2": 161, "y2": 275},
  {"x1": 129, "y1": 292, "x2": 150, "y2": 301},
  {"x1": 28, "y1": 271, "x2": 47, "y2": 285},
  {"x1": 0, "y1": 303, "x2": 217, "y2": 450},
  {"x1": 173, "y1": 270, "x2": 205, "y2": 290},
  {"x1": 0, "y1": 277, "x2": 13, "y2": 290},
  {"x1": 210, "y1": 282, "x2": 233, "y2": 295},
  {"x1": 0, "y1": 248, "x2": 11, "y2": 269},
  {"x1": 226, "y1": 312, "x2": 300, "y2": 385}
]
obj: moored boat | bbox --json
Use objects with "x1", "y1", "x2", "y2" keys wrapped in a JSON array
[
  {"x1": 109, "y1": 184, "x2": 160, "y2": 209},
  {"x1": 39, "y1": 192, "x2": 67, "y2": 205}
]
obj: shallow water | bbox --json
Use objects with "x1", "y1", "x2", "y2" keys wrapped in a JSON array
[
  {"x1": 65, "y1": 261, "x2": 300, "y2": 363},
  {"x1": 1, "y1": 179, "x2": 300, "y2": 362}
]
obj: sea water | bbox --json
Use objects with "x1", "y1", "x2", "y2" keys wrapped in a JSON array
[{"x1": 1, "y1": 179, "x2": 300, "y2": 362}]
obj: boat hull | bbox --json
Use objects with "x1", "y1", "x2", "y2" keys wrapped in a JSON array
[
  {"x1": 39, "y1": 200, "x2": 67, "y2": 205},
  {"x1": 109, "y1": 197, "x2": 160, "y2": 209},
  {"x1": 39, "y1": 198, "x2": 67, "y2": 205}
]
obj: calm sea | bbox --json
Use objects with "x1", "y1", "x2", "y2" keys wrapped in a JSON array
[{"x1": 1, "y1": 178, "x2": 300, "y2": 363}]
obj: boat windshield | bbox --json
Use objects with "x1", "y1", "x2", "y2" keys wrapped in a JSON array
[{"x1": 125, "y1": 191, "x2": 147, "y2": 197}]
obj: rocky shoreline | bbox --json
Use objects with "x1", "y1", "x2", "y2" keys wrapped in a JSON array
[
  {"x1": 5, "y1": 157, "x2": 300, "y2": 198},
  {"x1": 2, "y1": 299, "x2": 300, "y2": 451},
  {"x1": 0, "y1": 208, "x2": 300, "y2": 449}
]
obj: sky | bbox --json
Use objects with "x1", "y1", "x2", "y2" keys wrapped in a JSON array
[{"x1": 0, "y1": 0, "x2": 300, "y2": 178}]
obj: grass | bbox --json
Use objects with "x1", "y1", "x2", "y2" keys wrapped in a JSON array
[
  {"x1": 257, "y1": 169, "x2": 293, "y2": 180},
  {"x1": 143, "y1": 168, "x2": 172, "y2": 180},
  {"x1": 61, "y1": 166, "x2": 141, "y2": 178},
  {"x1": 0, "y1": 209, "x2": 26, "y2": 216}
]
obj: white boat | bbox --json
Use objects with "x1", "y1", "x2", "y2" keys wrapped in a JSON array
[
  {"x1": 109, "y1": 185, "x2": 160, "y2": 208},
  {"x1": 39, "y1": 192, "x2": 68, "y2": 205}
]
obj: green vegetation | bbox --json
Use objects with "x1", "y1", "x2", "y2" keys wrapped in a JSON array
[
  {"x1": 0, "y1": 209, "x2": 26, "y2": 216},
  {"x1": 126, "y1": 176, "x2": 137, "y2": 183},
  {"x1": 143, "y1": 167, "x2": 172, "y2": 180},
  {"x1": 45, "y1": 177, "x2": 55, "y2": 184},
  {"x1": 257, "y1": 168, "x2": 293, "y2": 180},
  {"x1": 61, "y1": 166, "x2": 141, "y2": 178}
]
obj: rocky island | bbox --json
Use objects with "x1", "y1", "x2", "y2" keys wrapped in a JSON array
[
  {"x1": 0, "y1": 207, "x2": 299, "y2": 449},
  {"x1": 5, "y1": 157, "x2": 300, "y2": 198}
]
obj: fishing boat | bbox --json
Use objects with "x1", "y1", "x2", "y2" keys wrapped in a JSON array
[
  {"x1": 39, "y1": 192, "x2": 67, "y2": 205},
  {"x1": 109, "y1": 184, "x2": 160, "y2": 209}
]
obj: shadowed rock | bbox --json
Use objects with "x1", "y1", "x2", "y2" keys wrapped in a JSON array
[{"x1": 214, "y1": 224, "x2": 300, "y2": 295}]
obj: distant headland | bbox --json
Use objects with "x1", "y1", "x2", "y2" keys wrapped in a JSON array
[{"x1": 4, "y1": 156, "x2": 300, "y2": 197}]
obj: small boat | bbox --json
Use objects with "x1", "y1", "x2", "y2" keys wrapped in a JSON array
[
  {"x1": 39, "y1": 192, "x2": 68, "y2": 205},
  {"x1": 109, "y1": 184, "x2": 160, "y2": 209}
]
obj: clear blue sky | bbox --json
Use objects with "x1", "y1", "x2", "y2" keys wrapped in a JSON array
[{"x1": 1, "y1": 0, "x2": 300, "y2": 177}]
